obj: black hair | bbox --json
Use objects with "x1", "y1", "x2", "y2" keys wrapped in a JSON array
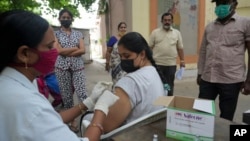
[
  {"x1": 118, "y1": 32, "x2": 167, "y2": 84},
  {"x1": 0, "y1": 10, "x2": 49, "y2": 72},
  {"x1": 212, "y1": 0, "x2": 237, "y2": 2},
  {"x1": 58, "y1": 9, "x2": 73, "y2": 19},
  {"x1": 161, "y1": 12, "x2": 173, "y2": 21},
  {"x1": 117, "y1": 22, "x2": 127, "y2": 30},
  {"x1": 211, "y1": 0, "x2": 238, "y2": 4}
]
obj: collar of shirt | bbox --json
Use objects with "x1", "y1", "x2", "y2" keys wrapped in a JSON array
[
  {"x1": 214, "y1": 13, "x2": 238, "y2": 25},
  {"x1": 1, "y1": 67, "x2": 38, "y2": 92}
]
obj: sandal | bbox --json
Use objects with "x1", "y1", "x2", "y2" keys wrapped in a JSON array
[{"x1": 68, "y1": 121, "x2": 79, "y2": 133}]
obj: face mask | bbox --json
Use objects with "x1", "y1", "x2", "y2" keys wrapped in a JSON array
[
  {"x1": 215, "y1": 4, "x2": 231, "y2": 19},
  {"x1": 163, "y1": 25, "x2": 171, "y2": 30},
  {"x1": 31, "y1": 48, "x2": 58, "y2": 75},
  {"x1": 60, "y1": 20, "x2": 72, "y2": 28},
  {"x1": 120, "y1": 59, "x2": 140, "y2": 73},
  {"x1": 119, "y1": 31, "x2": 126, "y2": 36}
]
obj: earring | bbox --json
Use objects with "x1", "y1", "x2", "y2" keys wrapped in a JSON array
[{"x1": 25, "y1": 62, "x2": 28, "y2": 69}]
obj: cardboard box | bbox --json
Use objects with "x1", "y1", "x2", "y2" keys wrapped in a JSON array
[
  {"x1": 154, "y1": 96, "x2": 216, "y2": 141},
  {"x1": 243, "y1": 109, "x2": 250, "y2": 124}
]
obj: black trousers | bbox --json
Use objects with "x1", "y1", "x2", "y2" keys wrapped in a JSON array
[
  {"x1": 198, "y1": 79, "x2": 243, "y2": 121},
  {"x1": 156, "y1": 65, "x2": 176, "y2": 96}
]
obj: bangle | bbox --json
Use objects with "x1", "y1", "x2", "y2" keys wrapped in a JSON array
[
  {"x1": 78, "y1": 104, "x2": 85, "y2": 114},
  {"x1": 89, "y1": 123, "x2": 104, "y2": 134},
  {"x1": 180, "y1": 60, "x2": 185, "y2": 63}
]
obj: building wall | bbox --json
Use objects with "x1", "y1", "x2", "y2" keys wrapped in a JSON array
[
  {"x1": 236, "y1": 7, "x2": 250, "y2": 17},
  {"x1": 98, "y1": 0, "x2": 150, "y2": 58},
  {"x1": 100, "y1": 0, "x2": 249, "y2": 62},
  {"x1": 124, "y1": 0, "x2": 133, "y2": 34},
  {"x1": 131, "y1": 0, "x2": 150, "y2": 41},
  {"x1": 205, "y1": 0, "x2": 216, "y2": 25},
  {"x1": 237, "y1": 0, "x2": 250, "y2": 10},
  {"x1": 98, "y1": 0, "x2": 126, "y2": 58},
  {"x1": 99, "y1": 14, "x2": 107, "y2": 58},
  {"x1": 109, "y1": 0, "x2": 126, "y2": 36}
]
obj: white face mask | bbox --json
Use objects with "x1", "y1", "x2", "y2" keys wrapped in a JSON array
[{"x1": 163, "y1": 25, "x2": 171, "y2": 30}]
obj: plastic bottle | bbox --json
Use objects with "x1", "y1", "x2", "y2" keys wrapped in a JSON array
[{"x1": 164, "y1": 83, "x2": 170, "y2": 96}]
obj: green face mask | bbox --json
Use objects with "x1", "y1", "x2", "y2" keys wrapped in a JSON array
[{"x1": 214, "y1": 4, "x2": 231, "y2": 19}]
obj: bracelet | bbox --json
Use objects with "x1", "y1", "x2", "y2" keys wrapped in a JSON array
[
  {"x1": 180, "y1": 60, "x2": 185, "y2": 63},
  {"x1": 78, "y1": 104, "x2": 85, "y2": 114},
  {"x1": 89, "y1": 123, "x2": 104, "y2": 134}
]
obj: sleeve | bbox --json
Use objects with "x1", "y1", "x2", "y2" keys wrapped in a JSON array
[
  {"x1": 197, "y1": 29, "x2": 207, "y2": 75},
  {"x1": 245, "y1": 18, "x2": 250, "y2": 41},
  {"x1": 77, "y1": 31, "x2": 84, "y2": 39},
  {"x1": 45, "y1": 73, "x2": 60, "y2": 95},
  {"x1": 115, "y1": 76, "x2": 139, "y2": 109},
  {"x1": 176, "y1": 30, "x2": 184, "y2": 49},
  {"x1": 79, "y1": 138, "x2": 89, "y2": 141},
  {"x1": 54, "y1": 30, "x2": 59, "y2": 38},
  {"x1": 26, "y1": 101, "x2": 83, "y2": 141},
  {"x1": 148, "y1": 31, "x2": 155, "y2": 49},
  {"x1": 107, "y1": 36, "x2": 118, "y2": 47}
]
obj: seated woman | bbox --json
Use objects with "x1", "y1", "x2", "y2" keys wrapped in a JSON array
[{"x1": 101, "y1": 32, "x2": 167, "y2": 133}]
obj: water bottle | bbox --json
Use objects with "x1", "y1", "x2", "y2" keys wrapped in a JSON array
[{"x1": 152, "y1": 134, "x2": 158, "y2": 141}]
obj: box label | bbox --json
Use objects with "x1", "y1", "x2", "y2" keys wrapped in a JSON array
[
  {"x1": 166, "y1": 109, "x2": 215, "y2": 139},
  {"x1": 167, "y1": 130, "x2": 213, "y2": 141}
]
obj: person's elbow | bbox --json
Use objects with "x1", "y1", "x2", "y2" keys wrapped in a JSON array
[
  {"x1": 81, "y1": 49, "x2": 86, "y2": 55},
  {"x1": 78, "y1": 47, "x2": 85, "y2": 55}
]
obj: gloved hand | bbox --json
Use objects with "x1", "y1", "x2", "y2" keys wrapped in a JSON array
[
  {"x1": 92, "y1": 81, "x2": 113, "y2": 95},
  {"x1": 94, "y1": 90, "x2": 119, "y2": 116},
  {"x1": 83, "y1": 81, "x2": 113, "y2": 110}
]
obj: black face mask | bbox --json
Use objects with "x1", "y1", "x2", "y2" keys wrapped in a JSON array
[
  {"x1": 120, "y1": 59, "x2": 140, "y2": 73},
  {"x1": 60, "y1": 20, "x2": 72, "y2": 28}
]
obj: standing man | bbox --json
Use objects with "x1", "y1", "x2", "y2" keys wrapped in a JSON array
[
  {"x1": 197, "y1": 0, "x2": 250, "y2": 121},
  {"x1": 149, "y1": 12, "x2": 185, "y2": 96}
]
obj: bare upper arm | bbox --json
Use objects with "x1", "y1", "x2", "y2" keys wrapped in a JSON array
[
  {"x1": 79, "y1": 38, "x2": 84, "y2": 49},
  {"x1": 103, "y1": 87, "x2": 132, "y2": 133},
  {"x1": 78, "y1": 38, "x2": 85, "y2": 53},
  {"x1": 54, "y1": 38, "x2": 62, "y2": 53},
  {"x1": 106, "y1": 47, "x2": 113, "y2": 53}
]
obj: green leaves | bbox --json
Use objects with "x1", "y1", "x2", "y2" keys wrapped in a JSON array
[
  {"x1": 0, "y1": 0, "x2": 41, "y2": 14},
  {"x1": 98, "y1": 0, "x2": 108, "y2": 15},
  {"x1": 0, "y1": 0, "x2": 97, "y2": 18}
]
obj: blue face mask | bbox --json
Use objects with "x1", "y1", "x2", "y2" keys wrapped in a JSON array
[{"x1": 215, "y1": 4, "x2": 231, "y2": 19}]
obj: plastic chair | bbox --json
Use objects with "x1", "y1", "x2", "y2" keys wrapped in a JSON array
[{"x1": 79, "y1": 108, "x2": 167, "y2": 140}]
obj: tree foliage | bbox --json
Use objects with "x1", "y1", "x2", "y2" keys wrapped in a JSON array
[
  {"x1": 97, "y1": 0, "x2": 108, "y2": 15},
  {"x1": 0, "y1": 0, "x2": 97, "y2": 18}
]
